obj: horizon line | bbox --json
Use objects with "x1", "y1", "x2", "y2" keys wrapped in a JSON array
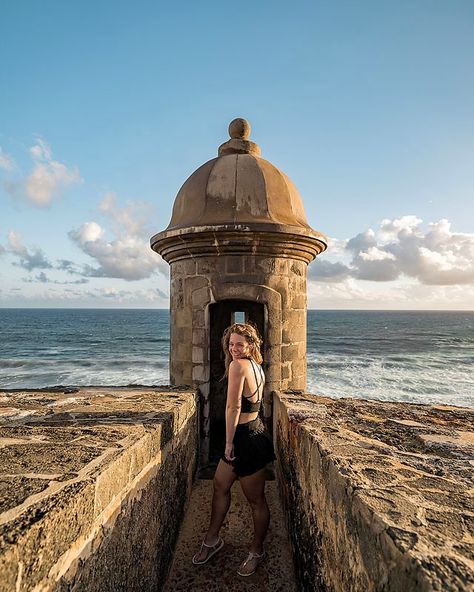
[{"x1": 0, "y1": 307, "x2": 473, "y2": 313}]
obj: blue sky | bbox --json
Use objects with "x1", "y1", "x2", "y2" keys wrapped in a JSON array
[{"x1": 1, "y1": 1, "x2": 473, "y2": 309}]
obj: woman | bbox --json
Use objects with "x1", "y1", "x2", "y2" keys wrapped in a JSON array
[{"x1": 192, "y1": 322, "x2": 275, "y2": 576}]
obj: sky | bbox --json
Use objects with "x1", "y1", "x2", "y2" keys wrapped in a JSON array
[{"x1": 0, "y1": 1, "x2": 473, "y2": 310}]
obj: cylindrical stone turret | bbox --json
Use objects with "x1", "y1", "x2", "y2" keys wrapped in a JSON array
[{"x1": 151, "y1": 118, "x2": 326, "y2": 463}]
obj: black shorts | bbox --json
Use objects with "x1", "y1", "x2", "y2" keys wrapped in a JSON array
[{"x1": 222, "y1": 418, "x2": 276, "y2": 477}]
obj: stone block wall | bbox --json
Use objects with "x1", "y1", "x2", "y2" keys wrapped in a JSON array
[
  {"x1": 0, "y1": 388, "x2": 198, "y2": 592},
  {"x1": 273, "y1": 391, "x2": 474, "y2": 592},
  {"x1": 169, "y1": 254, "x2": 308, "y2": 393}
]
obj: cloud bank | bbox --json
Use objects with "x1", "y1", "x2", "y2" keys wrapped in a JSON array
[
  {"x1": 311, "y1": 216, "x2": 474, "y2": 286},
  {"x1": 3, "y1": 211, "x2": 471, "y2": 309},
  {"x1": 69, "y1": 193, "x2": 167, "y2": 281},
  {"x1": 3, "y1": 193, "x2": 167, "y2": 287}
]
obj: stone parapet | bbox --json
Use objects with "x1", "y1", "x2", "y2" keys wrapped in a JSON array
[
  {"x1": 0, "y1": 387, "x2": 198, "y2": 592},
  {"x1": 273, "y1": 391, "x2": 474, "y2": 592}
]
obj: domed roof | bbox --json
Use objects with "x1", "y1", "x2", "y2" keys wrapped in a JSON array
[
  {"x1": 151, "y1": 118, "x2": 327, "y2": 262},
  {"x1": 165, "y1": 118, "x2": 316, "y2": 232}
]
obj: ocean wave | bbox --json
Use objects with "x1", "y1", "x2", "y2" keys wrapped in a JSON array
[
  {"x1": 1, "y1": 309, "x2": 472, "y2": 407},
  {"x1": 1, "y1": 360, "x2": 30, "y2": 368},
  {"x1": 308, "y1": 353, "x2": 474, "y2": 407},
  {"x1": 0, "y1": 366, "x2": 170, "y2": 389}
]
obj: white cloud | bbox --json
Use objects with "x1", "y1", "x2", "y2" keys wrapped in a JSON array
[
  {"x1": 308, "y1": 277, "x2": 474, "y2": 310},
  {"x1": 353, "y1": 256, "x2": 400, "y2": 281},
  {"x1": 359, "y1": 247, "x2": 396, "y2": 262},
  {"x1": 1, "y1": 137, "x2": 81, "y2": 206},
  {"x1": 24, "y1": 138, "x2": 81, "y2": 206},
  {"x1": 312, "y1": 216, "x2": 474, "y2": 286},
  {"x1": 74, "y1": 233, "x2": 162, "y2": 281},
  {"x1": 2, "y1": 190, "x2": 167, "y2": 288},
  {"x1": 74, "y1": 221, "x2": 104, "y2": 243},
  {"x1": 98, "y1": 192, "x2": 150, "y2": 237},
  {"x1": 7, "y1": 230, "x2": 53, "y2": 271},
  {"x1": 325, "y1": 236, "x2": 348, "y2": 257},
  {"x1": 69, "y1": 196, "x2": 167, "y2": 281},
  {"x1": 379, "y1": 215, "x2": 422, "y2": 239},
  {"x1": 346, "y1": 229, "x2": 376, "y2": 253},
  {"x1": 29, "y1": 137, "x2": 51, "y2": 161},
  {"x1": 0, "y1": 148, "x2": 16, "y2": 172},
  {"x1": 309, "y1": 260, "x2": 351, "y2": 282},
  {"x1": 308, "y1": 278, "x2": 388, "y2": 306}
]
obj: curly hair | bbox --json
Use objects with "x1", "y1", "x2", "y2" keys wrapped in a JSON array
[{"x1": 221, "y1": 322, "x2": 263, "y2": 376}]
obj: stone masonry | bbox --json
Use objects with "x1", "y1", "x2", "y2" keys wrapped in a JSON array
[
  {"x1": 1, "y1": 388, "x2": 472, "y2": 591},
  {"x1": 0, "y1": 387, "x2": 197, "y2": 592},
  {"x1": 274, "y1": 391, "x2": 474, "y2": 592},
  {"x1": 169, "y1": 255, "x2": 308, "y2": 395}
]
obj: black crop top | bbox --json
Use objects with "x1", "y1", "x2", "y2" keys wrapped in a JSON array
[{"x1": 241, "y1": 359, "x2": 264, "y2": 413}]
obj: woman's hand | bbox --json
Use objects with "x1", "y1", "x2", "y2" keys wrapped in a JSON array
[{"x1": 225, "y1": 442, "x2": 235, "y2": 462}]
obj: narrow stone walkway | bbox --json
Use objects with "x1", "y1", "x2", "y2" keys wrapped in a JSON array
[{"x1": 163, "y1": 478, "x2": 298, "y2": 592}]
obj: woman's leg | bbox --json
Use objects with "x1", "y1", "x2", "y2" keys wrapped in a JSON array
[
  {"x1": 194, "y1": 459, "x2": 237, "y2": 562},
  {"x1": 239, "y1": 468, "x2": 270, "y2": 554}
]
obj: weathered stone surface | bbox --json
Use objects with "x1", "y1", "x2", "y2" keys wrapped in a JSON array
[
  {"x1": 192, "y1": 328, "x2": 206, "y2": 347},
  {"x1": 194, "y1": 309, "x2": 205, "y2": 328},
  {"x1": 192, "y1": 346, "x2": 205, "y2": 364},
  {"x1": 290, "y1": 293, "x2": 307, "y2": 309},
  {"x1": 0, "y1": 387, "x2": 198, "y2": 592},
  {"x1": 184, "y1": 275, "x2": 209, "y2": 297},
  {"x1": 226, "y1": 256, "x2": 243, "y2": 274},
  {"x1": 192, "y1": 365, "x2": 208, "y2": 382},
  {"x1": 274, "y1": 392, "x2": 474, "y2": 592},
  {"x1": 174, "y1": 308, "x2": 193, "y2": 328}
]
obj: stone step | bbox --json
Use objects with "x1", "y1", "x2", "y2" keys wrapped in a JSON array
[{"x1": 163, "y1": 479, "x2": 298, "y2": 592}]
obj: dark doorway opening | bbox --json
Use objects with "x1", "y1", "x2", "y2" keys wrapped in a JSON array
[{"x1": 208, "y1": 300, "x2": 265, "y2": 466}]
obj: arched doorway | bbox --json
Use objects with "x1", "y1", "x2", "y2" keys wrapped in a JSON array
[{"x1": 208, "y1": 300, "x2": 265, "y2": 466}]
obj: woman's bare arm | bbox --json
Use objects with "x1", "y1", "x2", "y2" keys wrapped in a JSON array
[{"x1": 225, "y1": 360, "x2": 245, "y2": 451}]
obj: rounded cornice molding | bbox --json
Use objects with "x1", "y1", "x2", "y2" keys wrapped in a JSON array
[{"x1": 151, "y1": 224, "x2": 327, "y2": 265}]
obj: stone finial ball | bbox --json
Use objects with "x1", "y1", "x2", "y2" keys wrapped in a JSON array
[{"x1": 229, "y1": 118, "x2": 251, "y2": 140}]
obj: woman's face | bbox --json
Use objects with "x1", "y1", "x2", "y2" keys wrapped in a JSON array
[{"x1": 228, "y1": 332, "x2": 250, "y2": 360}]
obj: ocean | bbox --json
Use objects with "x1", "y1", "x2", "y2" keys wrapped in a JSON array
[{"x1": 0, "y1": 309, "x2": 472, "y2": 408}]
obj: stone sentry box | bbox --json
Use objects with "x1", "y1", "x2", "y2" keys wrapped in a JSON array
[{"x1": 150, "y1": 118, "x2": 326, "y2": 464}]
